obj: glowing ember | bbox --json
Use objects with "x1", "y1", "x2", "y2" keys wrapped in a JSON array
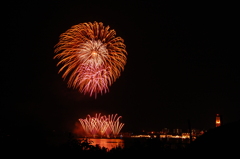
[
  {"x1": 54, "y1": 22, "x2": 127, "y2": 98},
  {"x1": 79, "y1": 113, "x2": 124, "y2": 138}
]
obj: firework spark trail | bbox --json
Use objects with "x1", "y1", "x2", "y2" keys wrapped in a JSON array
[
  {"x1": 54, "y1": 22, "x2": 127, "y2": 98},
  {"x1": 79, "y1": 113, "x2": 124, "y2": 138},
  {"x1": 95, "y1": 115, "x2": 109, "y2": 137},
  {"x1": 79, "y1": 115, "x2": 97, "y2": 137},
  {"x1": 108, "y1": 114, "x2": 125, "y2": 138}
]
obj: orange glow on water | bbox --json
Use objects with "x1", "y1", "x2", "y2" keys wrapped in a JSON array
[{"x1": 88, "y1": 138, "x2": 124, "y2": 151}]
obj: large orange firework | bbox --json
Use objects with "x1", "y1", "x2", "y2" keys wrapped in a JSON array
[{"x1": 54, "y1": 21, "x2": 127, "y2": 97}]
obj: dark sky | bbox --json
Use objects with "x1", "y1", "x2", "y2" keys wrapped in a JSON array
[{"x1": 1, "y1": 1, "x2": 239, "y2": 134}]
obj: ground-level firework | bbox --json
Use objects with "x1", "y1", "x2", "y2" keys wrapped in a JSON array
[
  {"x1": 54, "y1": 21, "x2": 127, "y2": 98},
  {"x1": 79, "y1": 113, "x2": 124, "y2": 138}
]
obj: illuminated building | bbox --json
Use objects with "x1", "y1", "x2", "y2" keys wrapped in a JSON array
[{"x1": 216, "y1": 114, "x2": 221, "y2": 127}]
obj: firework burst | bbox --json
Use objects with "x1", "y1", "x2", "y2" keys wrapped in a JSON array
[
  {"x1": 54, "y1": 22, "x2": 127, "y2": 98},
  {"x1": 79, "y1": 113, "x2": 124, "y2": 138}
]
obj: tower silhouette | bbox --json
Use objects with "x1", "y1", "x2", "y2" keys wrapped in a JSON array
[{"x1": 216, "y1": 114, "x2": 221, "y2": 127}]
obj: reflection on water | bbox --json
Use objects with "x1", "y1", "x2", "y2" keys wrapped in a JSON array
[{"x1": 89, "y1": 138, "x2": 124, "y2": 150}]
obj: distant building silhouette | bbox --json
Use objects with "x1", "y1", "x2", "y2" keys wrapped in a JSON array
[
  {"x1": 162, "y1": 128, "x2": 169, "y2": 134},
  {"x1": 173, "y1": 128, "x2": 182, "y2": 135}
]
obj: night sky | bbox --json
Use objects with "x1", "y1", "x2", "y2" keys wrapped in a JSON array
[{"x1": 1, "y1": 1, "x2": 239, "y2": 135}]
